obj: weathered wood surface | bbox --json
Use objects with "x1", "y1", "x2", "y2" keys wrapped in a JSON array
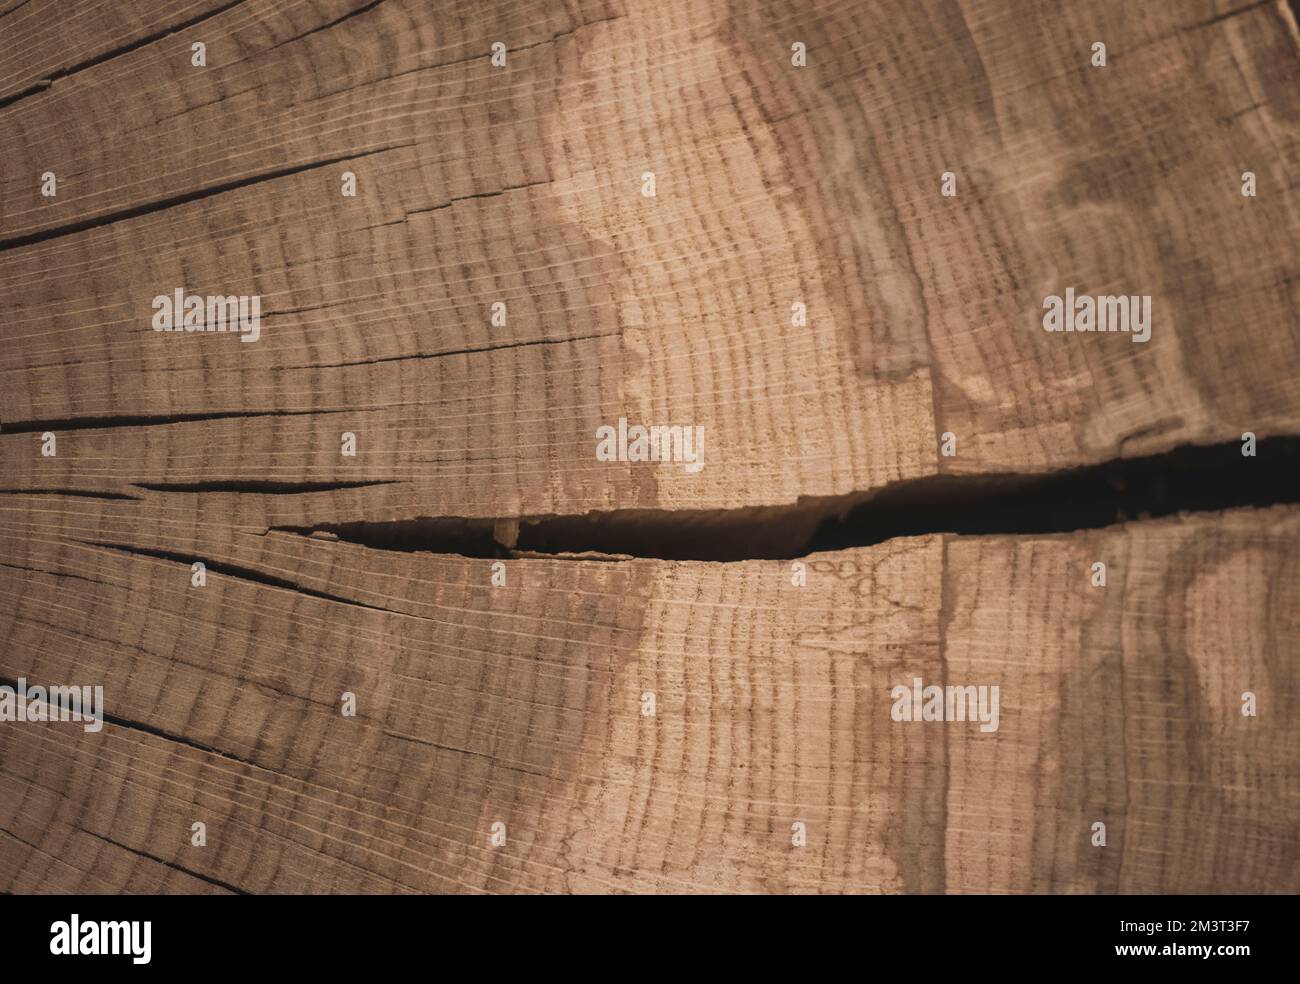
[
  {"x1": 1, "y1": 0, "x2": 1298, "y2": 894},
  {"x1": 1, "y1": 503, "x2": 1296, "y2": 893},
  {"x1": 2, "y1": 0, "x2": 1299, "y2": 515}
]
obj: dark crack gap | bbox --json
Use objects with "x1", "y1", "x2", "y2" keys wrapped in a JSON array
[
  {"x1": 0, "y1": 560, "x2": 112, "y2": 588},
  {"x1": 133, "y1": 480, "x2": 397, "y2": 494},
  {"x1": 0, "y1": 0, "x2": 33, "y2": 23},
  {"x1": 0, "y1": 673, "x2": 262, "y2": 776},
  {"x1": 268, "y1": 0, "x2": 387, "y2": 51},
  {"x1": 82, "y1": 829, "x2": 248, "y2": 895},
  {"x1": 0, "y1": 0, "x2": 250, "y2": 111},
  {"x1": 0, "y1": 487, "x2": 140, "y2": 500},
  {"x1": 298, "y1": 330, "x2": 621, "y2": 370},
  {"x1": 274, "y1": 436, "x2": 1300, "y2": 562},
  {"x1": 2, "y1": 406, "x2": 351, "y2": 434},
  {"x1": 1189, "y1": 0, "x2": 1274, "y2": 31},
  {"x1": 78, "y1": 541, "x2": 435, "y2": 622},
  {"x1": 0, "y1": 144, "x2": 413, "y2": 253},
  {"x1": 404, "y1": 180, "x2": 550, "y2": 217}
]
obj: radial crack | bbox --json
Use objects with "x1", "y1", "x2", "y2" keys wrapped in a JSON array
[{"x1": 271, "y1": 436, "x2": 1300, "y2": 561}]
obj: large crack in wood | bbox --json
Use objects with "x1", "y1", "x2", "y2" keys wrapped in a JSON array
[{"x1": 255, "y1": 436, "x2": 1300, "y2": 561}]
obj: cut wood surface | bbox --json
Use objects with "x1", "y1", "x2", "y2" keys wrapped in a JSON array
[
  {"x1": 1, "y1": 502, "x2": 1297, "y2": 893},
  {"x1": 2, "y1": 0, "x2": 1299, "y2": 514},
  {"x1": 1, "y1": 0, "x2": 1298, "y2": 894}
]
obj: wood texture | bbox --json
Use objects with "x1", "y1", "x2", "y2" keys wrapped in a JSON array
[
  {"x1": 3, "y1": 0, "x2": 1299, "y2": 514},
  {"x1": 1, "y1": 0, "x2": 1298, "y2": 894},
  {"x1": 1, "y1": 504, "x2": 1296, "y2": 893}
]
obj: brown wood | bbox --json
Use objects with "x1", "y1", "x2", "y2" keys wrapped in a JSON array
[
  {"x1": 1, "y1": 0, "x2": 1297, "y2": 894},
  {"x1": 1, "y1": 502, "x2": 1296, "y2": 893}
]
